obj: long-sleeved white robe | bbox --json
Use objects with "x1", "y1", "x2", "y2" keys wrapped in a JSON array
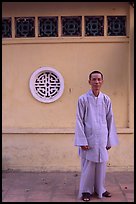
[{"x1": 75, "y1": 89, "x2": 119, "y2": 162}]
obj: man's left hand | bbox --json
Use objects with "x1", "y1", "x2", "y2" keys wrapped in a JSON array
[{"x1": 106, "y1": 146, "x2": 111, "y2": 150}]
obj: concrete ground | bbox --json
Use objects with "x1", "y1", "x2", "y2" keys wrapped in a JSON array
[{"x1": 2, "y1": 170, "x2": 134, "y2": 202}]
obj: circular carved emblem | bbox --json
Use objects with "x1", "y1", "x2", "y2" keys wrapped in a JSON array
[{"x1": 29, "y1": 67, "x2": 64, "y2": 103}]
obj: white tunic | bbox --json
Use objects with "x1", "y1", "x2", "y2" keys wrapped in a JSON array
[{"x1": 74, "y1": 89, "x2": 119, "y2": 163}]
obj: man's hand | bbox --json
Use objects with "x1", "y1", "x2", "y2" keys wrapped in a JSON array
[
  {"x1": 106, "y1": 146, "x2": 111, "y2": 150},
  {"x1": 81, "y1": 145, "x2": 90, "y2": 150}
]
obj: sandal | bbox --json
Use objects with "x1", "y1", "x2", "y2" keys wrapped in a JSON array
[
  {"x1": 82, "y1": 192, "x2": 91, "y2": 201},
  {"x1": 102, "y1": 191, "x2": 112, "y2": 197}
]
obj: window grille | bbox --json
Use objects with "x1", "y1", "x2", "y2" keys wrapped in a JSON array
[
  {"x1": 107, "y1": 16, "x2": 126, "y2": 36},
  {"x1": 38, "y1": 16, "x2": 58, "y2": 37},
  {"x1": 85, "y1": 16, "x2": 104, "y2": 36},
  {"x1": 61, "y1": 16, "x2": 82, "y2": 36},
  {"x1": 2, "y1": 15, "x2": 127, "y2": 38},
  {"x1": 29, "y1": 67, "x2": 64, "y2": 103},
  {"x1": 15, "y1": 17, "x2": 35, "y2": 38},
  {"x1": 2, "y1": 17, "x2": 12, "y2": 38}
]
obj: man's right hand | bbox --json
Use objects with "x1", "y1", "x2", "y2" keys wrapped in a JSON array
[{"x1": 81, "y1": 146, "x2": 90, "y2": 150}]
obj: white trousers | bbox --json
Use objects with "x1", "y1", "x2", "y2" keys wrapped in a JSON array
[{"x1": 78, "y1": 158, "x2": 107, "y2": 198}]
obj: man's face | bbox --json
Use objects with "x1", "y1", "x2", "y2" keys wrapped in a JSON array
[{"x1": 89, "y1": 73, "x2": 103, "y2": 92}]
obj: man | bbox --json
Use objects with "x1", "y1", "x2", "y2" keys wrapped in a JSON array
[{"x1": 74, "y1": 70, "x2": 119, "y2": 201}]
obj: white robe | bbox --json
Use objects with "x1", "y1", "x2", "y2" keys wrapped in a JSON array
[
  {"x1": 79, "y1": 159, "x2": 107, "y2": 198},
  {"x1": 74, "y1": 89, "x2": 119, "y2": 163},
  {"x1": 74, "y1": 90, "x2": 119, "y2": 198}
]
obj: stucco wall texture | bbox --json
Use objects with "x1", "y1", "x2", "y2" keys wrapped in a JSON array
[{"x1": 2, "y1": 2, "x2": 134, "y2": 171}]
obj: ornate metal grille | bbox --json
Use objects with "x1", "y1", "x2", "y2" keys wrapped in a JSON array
[
  {"x1": 61, "y1": 16, "x2": 82, "y2": 36},
  {"x1": 107, "y1": 16, "x2": 126, "y2": 36},
  {"x1": 38, "y1": 16, "x2": 58, "y2": 37},
  {"x1": 85, "y1": 16, "x2": 104, "y2": 36},
  {"x1": 29, "y1": 67, "x2": 64, "y2": 103},
  {"x1": 35, "y1": 72, "x2": 60, "y2": 98},
  {"x1": 2, "y1": 15, "x2": 127, "y2": 39},
  {"x1": 15, "y1": 17, "x2": 35, "y2": 37},
  {"x1": 2, "y1": 17, "x2": 12, "y2": 38}
]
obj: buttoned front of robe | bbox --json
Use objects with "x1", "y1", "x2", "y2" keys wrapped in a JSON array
[{"x1": 74, "y1": 89, "x2": 119, "y2": 163}]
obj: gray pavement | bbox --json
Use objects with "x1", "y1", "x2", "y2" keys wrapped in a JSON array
[{"x1": 2, "y1": 170, "x2": 134, "y2": 202}]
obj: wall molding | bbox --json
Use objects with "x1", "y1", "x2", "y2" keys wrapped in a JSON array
[
  {"x1": 2, "y1": 127, "x2": 134, "y2": 134},
  {"x1": 2, "y1": 37, "x2": 129, "y2": 45}
]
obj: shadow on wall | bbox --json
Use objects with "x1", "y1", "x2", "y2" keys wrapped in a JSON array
[{"x1": 2, "y1": 156, "x2": 11, "y2": 171}]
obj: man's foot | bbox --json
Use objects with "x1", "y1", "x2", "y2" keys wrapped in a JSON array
[
  {"x1": 82, "y1": 192, "x2": 92, "y2": 201},
  {"x1": 102, "y1": 191, "x2": 112, "y2": 197}
]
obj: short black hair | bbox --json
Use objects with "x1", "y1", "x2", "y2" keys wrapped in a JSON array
[{"x1": 89, "y1": 70, "x2": 103, "y2": 80}]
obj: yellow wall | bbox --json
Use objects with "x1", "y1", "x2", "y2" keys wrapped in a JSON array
[
  {"x1": 2, "y1": 133, "x2": 134, "y2": 171},
  {"x1": 2, "y1": 2, "x2": 134, "y2": 171}
]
